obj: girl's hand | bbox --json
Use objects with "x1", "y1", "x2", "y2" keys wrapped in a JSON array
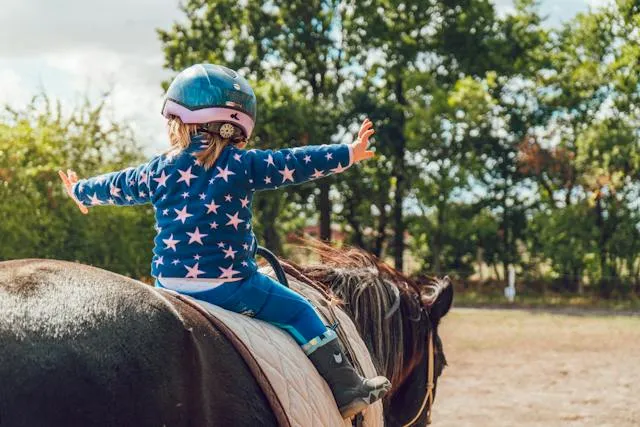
[
  {"x1": 351, "y1": 118, "x2": 376, "y2": 163},
  {"x1": 58, "y1": 169, "x2": 89, "y2": 214}
]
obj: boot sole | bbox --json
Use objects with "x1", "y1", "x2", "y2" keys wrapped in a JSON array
[{"x1": 338, "y1": 384, "x2": 391, "y2": 419}]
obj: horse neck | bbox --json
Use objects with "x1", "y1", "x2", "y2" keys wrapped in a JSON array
[{"x1": 335, "y1": 277, "x2": 427, "y2": 391}]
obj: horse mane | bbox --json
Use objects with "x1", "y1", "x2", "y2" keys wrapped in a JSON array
[{"x1": 280, "y1": 240, "x2": 440, "y2": 390}]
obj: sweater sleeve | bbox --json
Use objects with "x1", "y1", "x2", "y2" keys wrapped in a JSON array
[
  {"x1": 72, "y1": 160, "x2": 156, "y2": 207},
  {"x1": 241, "y1": 143, "x2": 353, "y2": 191}
]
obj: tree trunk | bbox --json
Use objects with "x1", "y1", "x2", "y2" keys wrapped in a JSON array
[
  {"x1": 393, "y1": 176, "x2": 405, "y2": 271},
  {"x1": 575, "y1": 266, "x2": 584, "y2": 295},
  {"x1": 318, "y1": 180, "x2": 332, "y2": 241},
  {"x1": 476, "y1": 247, "x2": 485, "y2": 282},
  {"x1": 343, "y1": 191, "x2": 365, "y2": 249},
  {"x1": 392, "y1": 75, "x2": 407, "y2": 272},
  {"x1": 594, "y1": 195, "x2": 613, "y2": 297},
  {"x1": 255, "y1": 194, "x2": 283, "y2": 255}
]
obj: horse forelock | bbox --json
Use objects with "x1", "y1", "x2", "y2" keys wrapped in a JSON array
[{"x1": 281, "y1": 242, "x2": 429, "y2": 391}]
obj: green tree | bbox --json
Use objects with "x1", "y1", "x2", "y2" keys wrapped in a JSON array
[{"x1": 0, "y1": 96, "x2": 154, "y2": 278}]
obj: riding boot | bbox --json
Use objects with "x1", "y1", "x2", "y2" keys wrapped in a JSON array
[{"x1": 305, "y1": 332, "x2": 392, "y2": 419}]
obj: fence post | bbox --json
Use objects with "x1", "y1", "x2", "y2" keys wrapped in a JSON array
[{"x1": 504, "y1": 265, "x2": 516, "y2": 303}]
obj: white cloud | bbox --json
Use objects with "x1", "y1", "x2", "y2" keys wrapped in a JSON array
[
  {"x1": 0, "y1": 69, "x2": 31, "y2": 107},
  {"x1": 587, "y1": 0, "x2": 614, "y2": 8},
  {"x1": 42, "y1": 48, "x2": 172, "y2": 152},
  {"x1": 0, "y1": 0, "x2": 180, "y2": 56}
]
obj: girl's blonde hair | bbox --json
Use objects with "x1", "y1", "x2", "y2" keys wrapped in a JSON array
[{"x1": 166, "y1": 116, "x2": 247, "y2": 169}]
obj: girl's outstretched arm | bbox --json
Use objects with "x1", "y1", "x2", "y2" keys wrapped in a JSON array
[
  {"x1": 59, "y1": 160, "x2": 157, "y2": 211},
  {"x1": 242, "y1": 118, "x2": 375, "y2": 191}
]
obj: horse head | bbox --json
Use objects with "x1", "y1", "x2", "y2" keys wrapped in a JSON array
[
  {"x1": 385, "y1": 276, "x2": 453, "y2": 426},
  {"x1": 280, "y1": 242, "x2": 453, "y2": 426}
]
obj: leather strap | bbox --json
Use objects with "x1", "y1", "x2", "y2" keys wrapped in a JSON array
[{"x1": 402, "y1": 330, "x2": 434, "y2": 426}]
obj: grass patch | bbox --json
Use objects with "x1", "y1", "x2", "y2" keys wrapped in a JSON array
[{"x1": 454, "y1": 290, "x2": 640, "y2": 312}]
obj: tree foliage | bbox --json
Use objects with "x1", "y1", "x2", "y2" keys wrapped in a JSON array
[{"x1": 3, "y1": 1, "x2": 640, "y2": 298}]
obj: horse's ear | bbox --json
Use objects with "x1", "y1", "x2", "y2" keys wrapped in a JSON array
[{"x1": 421, "y1": 276, "x2": 453, "y2": 327}]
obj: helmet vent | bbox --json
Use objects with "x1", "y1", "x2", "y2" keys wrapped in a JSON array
[{"x1": 219, "y1": 66, "x2": 238, "y2": 79}]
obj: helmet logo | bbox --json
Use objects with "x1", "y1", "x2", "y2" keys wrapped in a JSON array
[{"x1": 230, "y1": 113, "x2": 240, "y2": 121}]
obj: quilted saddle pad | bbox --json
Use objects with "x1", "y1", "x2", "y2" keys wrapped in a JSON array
[{"x1": 170, "y1": 270, "x2": 385, "y2": 427}]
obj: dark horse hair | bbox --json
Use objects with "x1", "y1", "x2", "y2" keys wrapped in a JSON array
[{"x1": 279, "y1": 240, "x2": 452, "y2": 403}]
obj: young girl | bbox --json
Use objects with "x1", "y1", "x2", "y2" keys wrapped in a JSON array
[{"x1": 59, "y1": 63, "x2": 390, "y2": 418}]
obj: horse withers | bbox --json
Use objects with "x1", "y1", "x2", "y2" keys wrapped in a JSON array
[{"x1": 0, "y1": 248, "x2": 452, "y2": 427}]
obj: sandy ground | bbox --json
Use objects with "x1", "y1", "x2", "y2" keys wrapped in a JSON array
[{"x1": 431, "y1": 308, "x2": 640, "y2": 427}]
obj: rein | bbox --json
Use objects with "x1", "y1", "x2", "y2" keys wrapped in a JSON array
[{"x1": 402, "y1": 329, "x2": 435, "y2": 426}]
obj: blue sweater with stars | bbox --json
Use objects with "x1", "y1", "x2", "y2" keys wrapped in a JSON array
[{"x1": 72, "y1": 136, "x2": 353, "y2": 283}]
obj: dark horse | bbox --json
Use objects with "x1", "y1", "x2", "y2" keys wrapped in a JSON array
[{"x1": 0, "y1": 245, "x2": 452, "y2": 427}]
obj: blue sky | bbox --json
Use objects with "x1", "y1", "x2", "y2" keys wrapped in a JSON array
[{"x1": 0, "y1": 0, "x2": 609, "y2": 153}]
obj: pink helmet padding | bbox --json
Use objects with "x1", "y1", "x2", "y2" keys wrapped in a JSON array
[{"x1": 163, "y1": 100, "x2": 255, "y2": 138}]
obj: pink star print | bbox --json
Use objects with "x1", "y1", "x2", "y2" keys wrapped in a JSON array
[
  {"x1": 210, "y1": 221, "x2": 219, "y2": 229},
  {"x1": 226, "y1": 211, "x2": 245, "y2": 230},
  {"x1": 88, "y1": 193, "x2": 101, "y2": 205},
  {"x1": 181, "y1": 191, "x2": 190, "y2": 199},
  {"x1": 110, "y1": 185, "x2": 121, "y2": 197},
  {"x1": 264, "y1": 154, "x2": 275, "y2": 167},
  {"x1": 311, "y1": 169, "x2": 325, "y2": 179},
  {"x1": 223, "y1": 246, "x2": 237, "y2": 259},
  {"x1": 177, "y1": 166, "x2": 198, "y2": 187},
  {"x1": 174, "y1": 206, "x2": 193, "y2": 224},
  {"x1": 205, "y1": 200, "x2": 220, "y2": 214},
  {"x1": 218, "y1": 242, "x2": 226, "y2": 248},
  {"x1": 240, "y1": 196, "x2": 250, "y2": 208},
  {"x1": 219, "y1": 264, "x2": 240, "y2": 279},
  {"x1": 153, "y1": 171, "x2": 170, "y2": 187},
  {"x1": 325, "y1": 152, "x2": 333, "y2": 160},
  {"x1": 303, "y1": 155, "x2": 312, "y2": 164},
  {"x1": 225, "y1": 194, "x2": 233, "y2": 202},
  {"x1": 186, "y1": 227, "x2": 208, "y2": 245},
  {"x1": 233, "y1": 153, "x2": 242, "y2": 162},
  {"x1": 199, "y1": 193, "x2": 206, "y2": 200},
  {"x1": 331, "y1": 163, "x2": 348, "y2": 174},
  {"x1": 279, "y1": 165, "x2": 295, "y2": 183},
  {"x1": 215, "y1": 166, "x2": 235, "y2": 182},
  {"x1": 163, "y1": 234, "x2": 180, "y2": 251},
  {"x1": 154, "y1": 256, "x2": 164, "y2": 267},
  {"x1": 264, "y1": 176, "x2": 272, "y2": 184},
  {"x1": 185, "y1": 262, "x2": 205, "y2": 278}
]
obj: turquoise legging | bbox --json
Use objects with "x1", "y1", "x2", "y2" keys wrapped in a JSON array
[{"x1": 157, "y1": 272, "x2": 328, "y2": 345}]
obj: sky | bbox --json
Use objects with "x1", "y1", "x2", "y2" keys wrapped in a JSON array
[{"x1": 0, "y1": 0, "x2": 609, "y2": 154}]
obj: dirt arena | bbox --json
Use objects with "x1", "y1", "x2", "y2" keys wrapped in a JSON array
[{"x1": 432, "y1": 308, "x2": 640, "y2": 426}]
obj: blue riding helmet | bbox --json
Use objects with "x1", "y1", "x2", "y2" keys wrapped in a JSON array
[{"x1": 162, "y1": 64, "x2": 257, "y2": 138}]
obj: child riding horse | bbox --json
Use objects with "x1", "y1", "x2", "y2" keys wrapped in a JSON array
[{"x1": 59, "y1": 63, "x2": 390, "y2": 418}]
